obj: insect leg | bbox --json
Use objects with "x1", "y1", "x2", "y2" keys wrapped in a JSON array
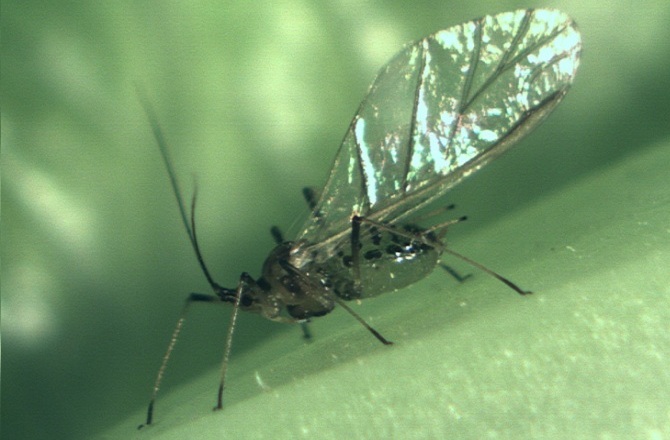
[
  {"x1": 303, "y1": 186, "x2": 323, "y2": 220},
  {"x1": 415, "y1": 207, "x2": 471, "y2": 280},
  {"x1": 270, "y1": 226, "x2": 284, "y2": 244},
  {"x1": 140, "y1": 292, "x2": 221, "y2": 429},
  {"x1": 410, "y1": 205, "x2": 472, "y2": 281},
  {"x1": 333, "y1": 297, "x2": 393, "y2": 345},
  {"x1": 213, "y1": 273, "x2": 247, "y2": 412},
  {"x1": 352, "y1": 215, "x2": 442, "y2": 249},
  {"x1": 299, "y1": 321, "x2": 313, "y2": 340},
  {"x1": 443, "y1": 248, "x2": 532, "y2": 295},
  {"x1": 278, "y1": 257, "x2": 389, "y2": 344},
  {"x1": 409, "y1": 203, "x2": 457, "y2": 224},
  {"x1": 425, "y1": 215, "x2": 468, "y2": 239},
  {"x1": 302, "y1": 187, "x2": 319, "y2": 211}
]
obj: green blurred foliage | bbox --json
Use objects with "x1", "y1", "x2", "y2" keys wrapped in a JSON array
[{"x1": 2, "y1": 1, "x2": 669, "y2": 439}]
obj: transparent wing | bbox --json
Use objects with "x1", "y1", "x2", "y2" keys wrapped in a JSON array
[{"x1": 292, "y1": 9, "x2": 581, "y2": 266}]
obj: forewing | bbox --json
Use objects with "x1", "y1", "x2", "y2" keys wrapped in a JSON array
[{"x1": 293, "y1": 9, "x2": 581, "y2": 265}]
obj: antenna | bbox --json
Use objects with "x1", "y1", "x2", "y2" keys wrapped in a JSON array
[{"x1": 137, "y1": 92, "x2": 221, "y2": 291}]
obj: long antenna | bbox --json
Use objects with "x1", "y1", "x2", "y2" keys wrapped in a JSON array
[{"x1": 137, "y1": 92, "x2": 220, "y2": 291}]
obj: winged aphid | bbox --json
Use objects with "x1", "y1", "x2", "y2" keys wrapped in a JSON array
[{"x1": 139, "y1": 8, "x2": 581, "y2": 427}]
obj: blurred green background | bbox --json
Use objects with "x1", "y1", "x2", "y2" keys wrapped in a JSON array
[{"x1": 3, "y1": 1, "x2": 669, "y2": 439}]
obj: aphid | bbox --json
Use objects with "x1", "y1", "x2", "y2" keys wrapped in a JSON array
[{"x1": 139, "y1": 8, "x2": 581, "y2": 427}]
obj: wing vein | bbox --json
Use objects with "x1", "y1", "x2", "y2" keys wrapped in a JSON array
[
  {"x1": 401, "y1": 39, "x2": 429, "y2": 195},
  {"x1": 459, "y1": 17, "x2": 484, "y2": 112},
  {"x1": 462, "y1": 10, "x2": 532, "y2": 112}
]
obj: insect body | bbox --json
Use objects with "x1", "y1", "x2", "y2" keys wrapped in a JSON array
[{"x1": 140, "y1": 8, "x2": 581, "y2": 427}]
